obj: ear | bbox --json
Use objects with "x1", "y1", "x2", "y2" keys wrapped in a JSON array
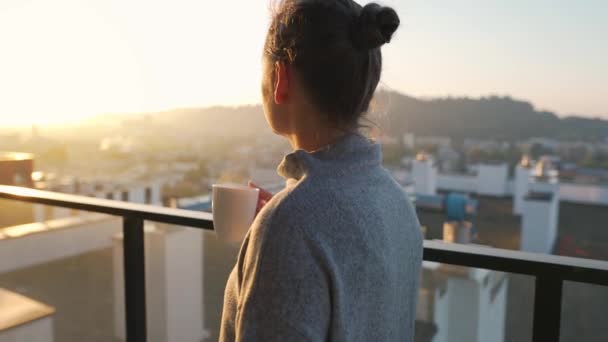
[{"x1": 273, "y1": 62, "x2": 290, "y2": 105}]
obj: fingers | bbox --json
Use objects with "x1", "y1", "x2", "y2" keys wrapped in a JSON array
[
  {"x1": 259, "y1": 190, "x2": 273, "y2": 202},
  {"x1": 256, "y1": 199, "x2": 268, "y2": 213},
  {"x1": 249, "y1": 180, "x2": 273, "y2": 216},
  {"x1": 248, "y1": 181, "x2": 273, "y2": 201}
]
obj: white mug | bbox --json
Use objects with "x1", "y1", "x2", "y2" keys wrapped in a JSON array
[{"x1": 212, "y1": 184, "x2": 259, "y2": 244}]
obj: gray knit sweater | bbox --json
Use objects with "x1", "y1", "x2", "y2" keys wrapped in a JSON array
[{"x1": 220, "y1": 133, "x2": 423, "y2": 342}]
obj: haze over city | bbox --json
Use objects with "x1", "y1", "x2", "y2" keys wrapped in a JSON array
[{"x1": 1, "y1": 0, "x2": 606, "y2": 126}]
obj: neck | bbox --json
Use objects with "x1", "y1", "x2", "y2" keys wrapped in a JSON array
[
  {"x1": 281, "y1": 100, "x2": 352, "y2": 152},
  {"x1": 286, "y1": 127, "x2": 349, "y2": 152}
]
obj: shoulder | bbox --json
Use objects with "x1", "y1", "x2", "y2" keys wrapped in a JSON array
[
  {"x1": 240, "y1": 177, "x2": 329, "y2": 265},
  {"x1": 235, "y1": 180, "x2": 328, "y2": 301},
  {"x1": 251, "y1": 179, "x2": 316, "y2": 240},
  {"x1": 264, "y1": 177, "x2": 341, "y2": 234}
]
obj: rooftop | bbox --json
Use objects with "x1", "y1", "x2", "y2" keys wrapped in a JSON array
[{"x1": 0, "y1": 287, "x2": 55, "y2": 332}]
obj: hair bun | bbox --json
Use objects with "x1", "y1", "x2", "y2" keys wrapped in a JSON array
[{"x1": 352, "y1": 3, "x2": 400, "y2": 50}]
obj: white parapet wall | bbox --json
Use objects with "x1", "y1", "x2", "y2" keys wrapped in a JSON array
[
  {"x1": 437, "y1": 174, "x2": 516, "y2": 197},
  {"x1": 437, "y1": 174, "x2": 477, "y2": 193},
  {"x1": 0, "y1": 288, "x2": 55, "y2": 342},
  {"x1": 0, "y1": 214, "x2": 121, "y2": 273},
  {"x1": 477, "y1": 163, "x2": 509, "y2": 197},
  {"x1": 433, "y1": 168, "x2": 608, "y2": 208},
  {"x1": 559, "y1": 183, "x2": 608, "y2": 205}
]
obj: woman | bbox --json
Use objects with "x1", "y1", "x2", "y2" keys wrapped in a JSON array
[{"x1": 220, "y1": 1, "x2": 423, "y2": 341}]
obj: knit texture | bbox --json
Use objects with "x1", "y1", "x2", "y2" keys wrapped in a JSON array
[{"x1": 220, "y1": 133, "x2": 423, "y2": 342}]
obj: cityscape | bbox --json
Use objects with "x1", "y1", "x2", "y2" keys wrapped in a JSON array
[
  {"x1": 1, "y1": 92, "x2": 607, "y2": 341},
  {"x1": 1, "y1": 0, "x2": 607, "y2": 341}
]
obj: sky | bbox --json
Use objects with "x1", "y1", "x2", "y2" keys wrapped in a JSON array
[{"x1": 0, "y1": 0, "x2": 606, "y2": 126}]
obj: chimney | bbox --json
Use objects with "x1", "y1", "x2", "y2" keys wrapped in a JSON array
[
  {"x1": 412, "y1": 153, "x2": 437, "y2": 195},
  {"x1": 443, "y1": 221, "x2": 474, "y2": 244},
  {"x1": 513, "y1": 156, "x2": 534, "y2": 215},
  {"x1": 520, "y1": 191, "x2": 559, "y2": 254},
  {"x1": 403, "y1": 133, "x2": 415, "y2": 149}
]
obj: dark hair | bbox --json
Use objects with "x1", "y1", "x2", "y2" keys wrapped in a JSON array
[{"x1": 264, "y1": 0, "x2": 400, "y2": 129}]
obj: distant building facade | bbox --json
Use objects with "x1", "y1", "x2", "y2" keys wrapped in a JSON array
[
  {"x1": 0, "y1": 152, "x2": 35, "y2": 227},
  {"x1": 0, "y1": 152, "x2": 34, "y2": 187}
]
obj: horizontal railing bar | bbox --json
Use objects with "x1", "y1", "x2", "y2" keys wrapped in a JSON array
[
  {"x1": 0, "y1": 185, "x2": 213, "y2": 229},
  {"x1": 424, "y1": 240, "x2": 608, "y2": 286},
  {"x1": 2, "y1": 186, "x2": 608, "y2": 286}
]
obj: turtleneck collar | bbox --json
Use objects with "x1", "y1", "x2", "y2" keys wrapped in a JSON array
[{"x1": 277, "y1": 132, "x2": 382, "y2": 182}]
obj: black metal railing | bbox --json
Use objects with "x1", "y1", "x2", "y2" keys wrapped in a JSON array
[{"x1": 1, "y1": 185, "x2": 608, "y2": 342}]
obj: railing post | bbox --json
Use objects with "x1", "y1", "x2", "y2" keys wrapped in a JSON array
[
  {"x1": 123, "y1": 217, "x2": 147, "y2": 342},
  {"x1": 532, "y1": 275, "x2": 562, "y2": 342}
]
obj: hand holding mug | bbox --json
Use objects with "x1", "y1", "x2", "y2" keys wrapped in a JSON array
[{"x1": 248, "y1": 181, "x2": 273, "y2": 215}]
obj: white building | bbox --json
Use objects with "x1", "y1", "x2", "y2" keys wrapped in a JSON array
[{"x1": 436, "y1": 163, "x2": 509, "y2": 197}]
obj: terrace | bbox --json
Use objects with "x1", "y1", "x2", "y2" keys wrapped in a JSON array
[{"x1": 0, "y1": 185, "x2": 607, "y2": 342}]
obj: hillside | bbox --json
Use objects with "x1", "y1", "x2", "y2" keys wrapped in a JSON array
[
  {"x1": 377, "y1": 91, "x2": 608, "y2": 142},
  {"x1": 91, "y1": 91, "x2": 607, "y2": 143},
  {"x1": 152, "y1": 105, "x2": 272, "y2": 139}
]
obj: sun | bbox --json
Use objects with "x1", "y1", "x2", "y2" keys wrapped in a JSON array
[{"x1": 0, "y1": 0, "x2": 269, "y2": 128}]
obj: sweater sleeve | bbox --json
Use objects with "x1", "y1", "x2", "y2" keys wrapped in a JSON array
[{"x1": 233, "y1": 208, "x2": 331, "y2": 342}]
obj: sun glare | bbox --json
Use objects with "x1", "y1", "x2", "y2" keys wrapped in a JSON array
[{"x1": 0, "y1": 0, "x2": 268, "y2": 126}]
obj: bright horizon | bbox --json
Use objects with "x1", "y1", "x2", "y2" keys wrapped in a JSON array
[{"x1": 1, "y1": 0, "x2": 606, "y2": 126}]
